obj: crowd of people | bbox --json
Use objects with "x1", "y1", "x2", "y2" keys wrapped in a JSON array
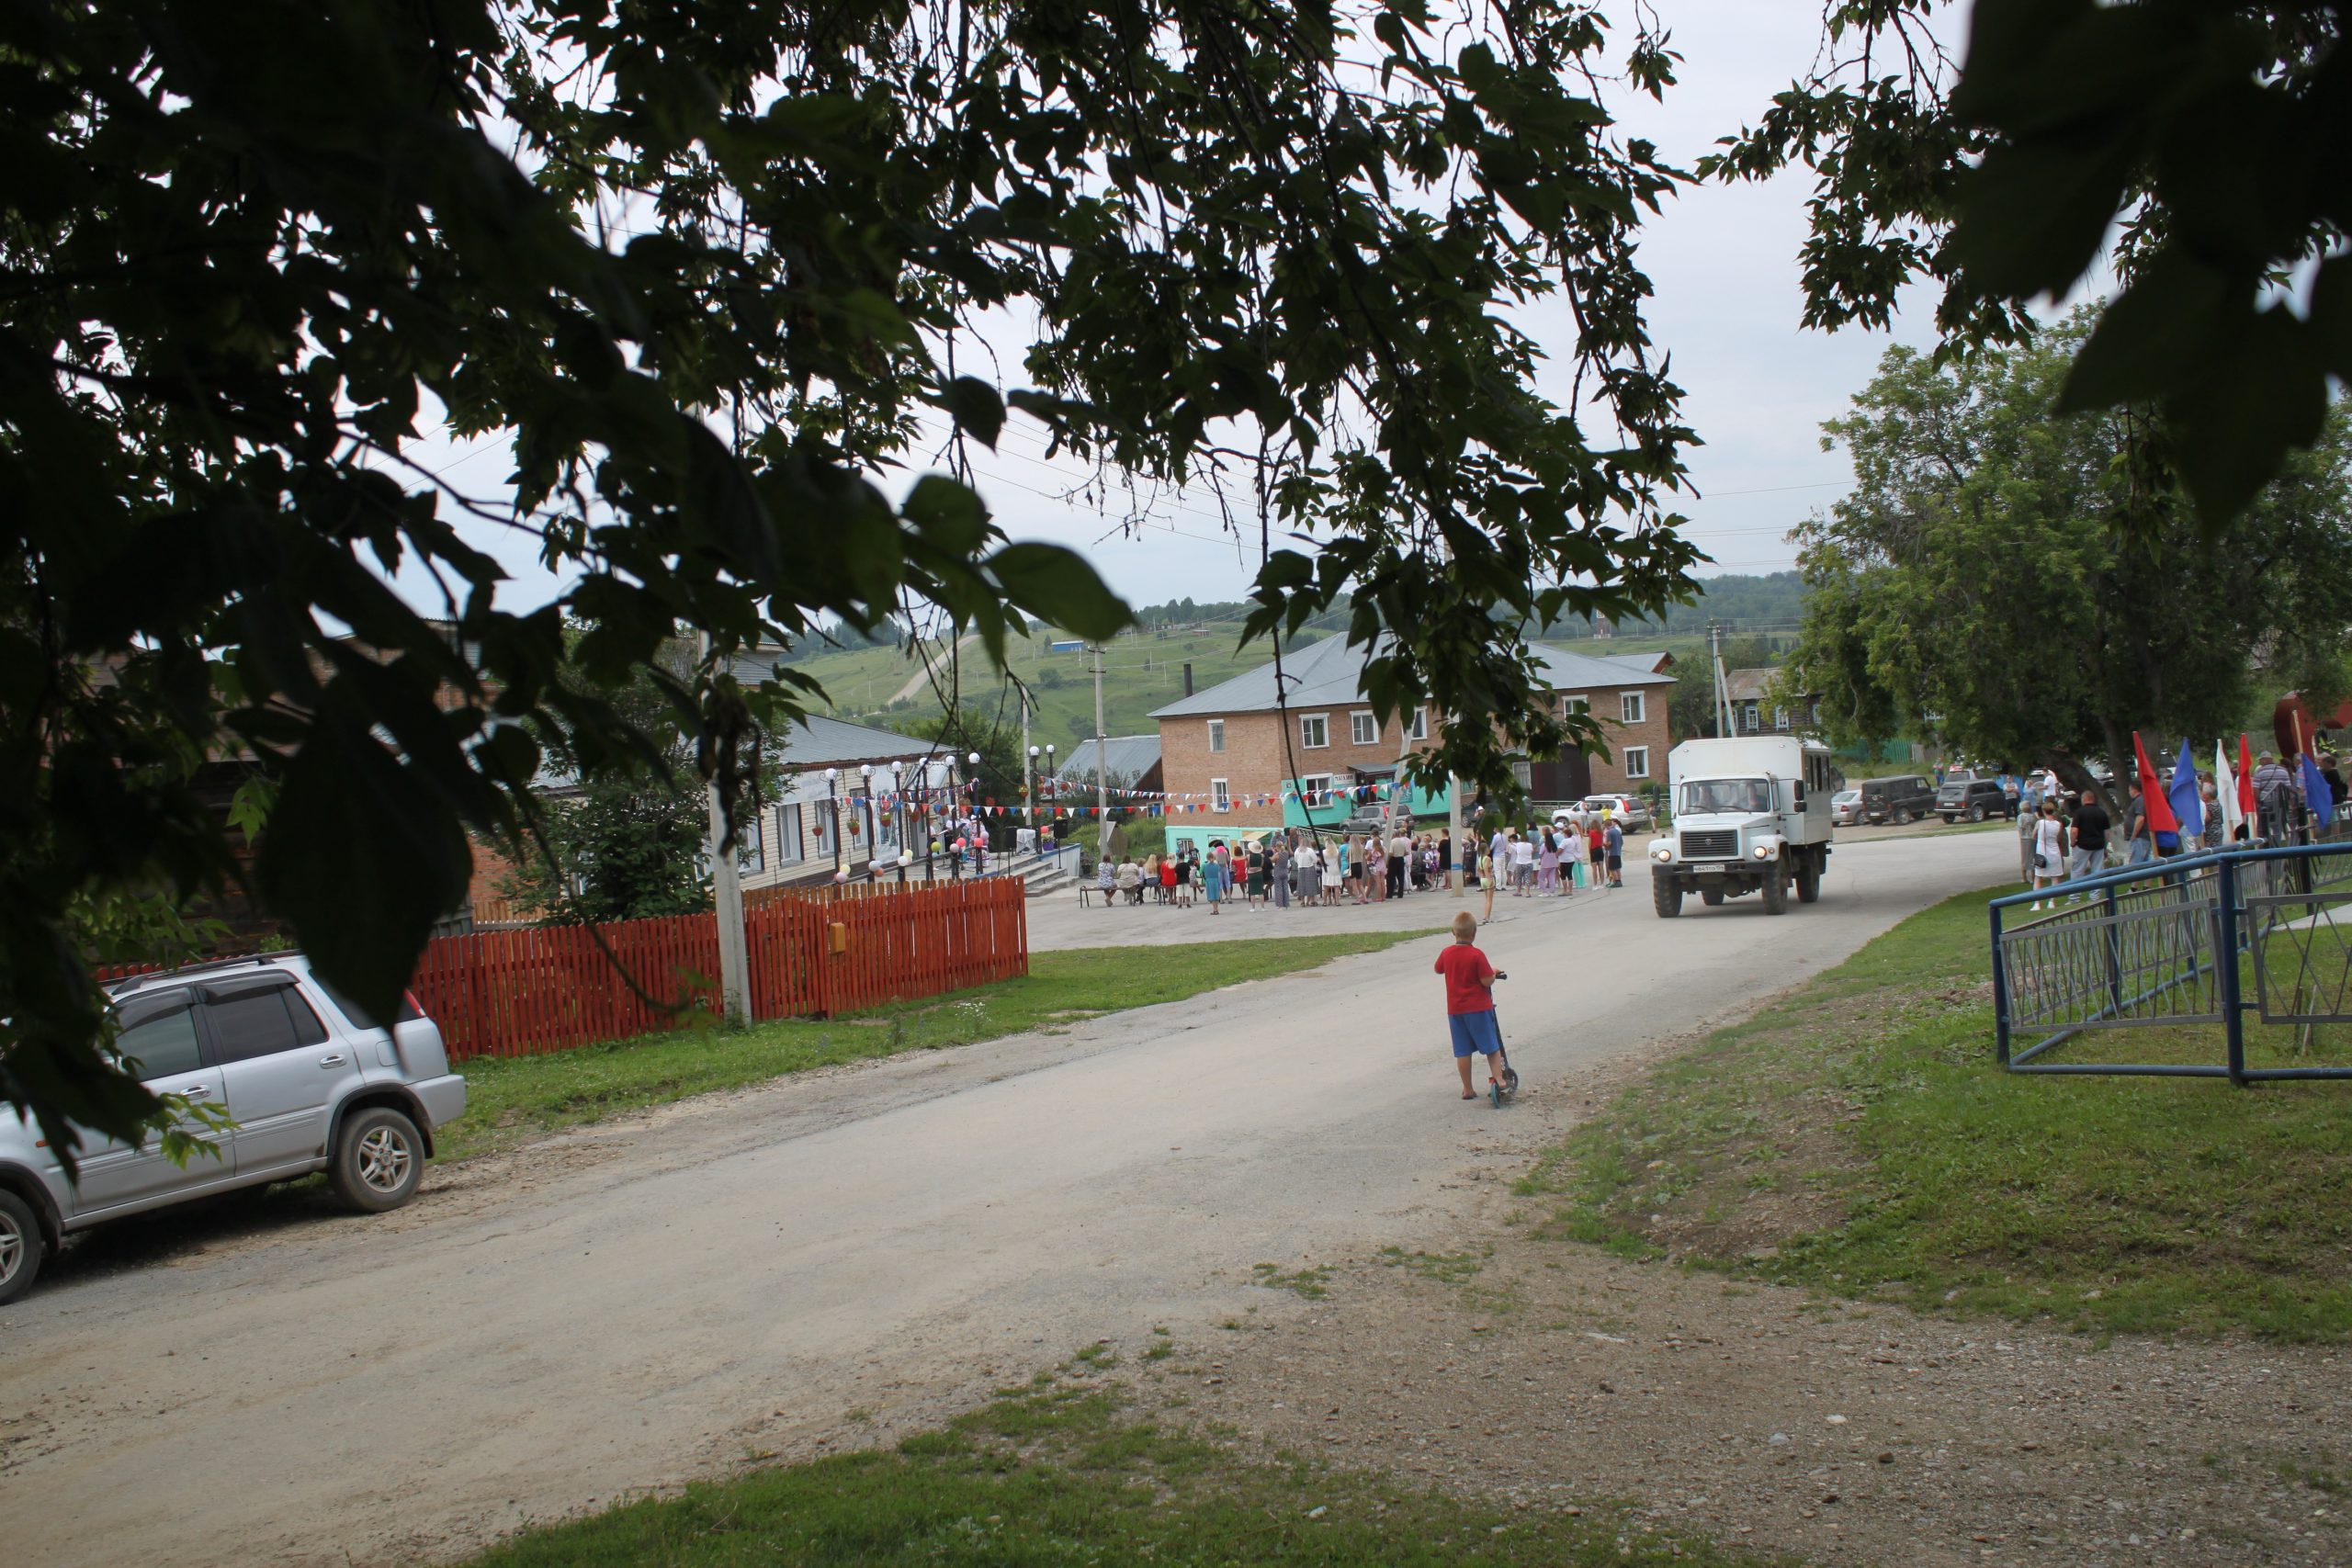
[
  {"x1": 2017, "y1": 750, "x2": 2347, "y2": 909},
  {"x1": 1084, "y1": 807, "x2": 1639, "y2": 918}
]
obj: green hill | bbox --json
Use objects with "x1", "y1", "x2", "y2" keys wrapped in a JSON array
[{"x1": 776, "y1": 623, "x2": 1327, "y2": 747}]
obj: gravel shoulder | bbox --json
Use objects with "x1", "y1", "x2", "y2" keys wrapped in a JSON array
[{"x1": 1148, "y1": 1035, "x2": 2352, "y2": 1568}]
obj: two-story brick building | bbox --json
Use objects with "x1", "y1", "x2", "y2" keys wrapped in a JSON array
[{"x1": 1150, "y1": 636, "x2": 1673, "y2": 853}]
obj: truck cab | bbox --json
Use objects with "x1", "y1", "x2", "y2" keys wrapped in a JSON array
[{"x1": 1647, "y1": 737, "x2": 1838, "y2": 917}]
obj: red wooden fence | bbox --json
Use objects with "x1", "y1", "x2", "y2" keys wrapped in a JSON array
[{"x1": 413, "y1": 875, "x2": 1029, "y2": 1060}]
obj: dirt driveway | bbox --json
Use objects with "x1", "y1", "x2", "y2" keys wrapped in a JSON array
[{"x1": 2, "y1": 830, "x2": 2062, "y2": 1567}]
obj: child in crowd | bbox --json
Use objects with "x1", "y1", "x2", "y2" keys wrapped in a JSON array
[{"x1": 1432, "y1": 910, "x2": 1507, "y2": 1101}]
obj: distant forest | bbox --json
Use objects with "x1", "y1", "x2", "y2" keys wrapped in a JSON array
[{"x1": 778, "y1": 571, "x2": 1804, "y2": 662}]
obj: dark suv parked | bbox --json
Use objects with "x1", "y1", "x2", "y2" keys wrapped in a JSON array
[
  {"x1": 1856, "y1": 774, "x2": 1937, "y2": 826},
  {"x1": 1937, "y1": 776, "x2": 2015, "y2": 823}
]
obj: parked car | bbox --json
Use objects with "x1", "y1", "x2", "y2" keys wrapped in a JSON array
[
  {"x1": 1578, "y1": 793, "x2": 1654, "y2": 832},
  {"x1": 1855, "y1": 773, "x2": 1938, "y2": 825},
  {"x1": 0, "y1": 953, "x2": 467, "y2": 1305},
  {"x1": 1829, "y1": 787, "x2": 1865, "y2": 827},
  {"x1": 1937, "y1": 776, "x2": 2016, "y2": 823}
]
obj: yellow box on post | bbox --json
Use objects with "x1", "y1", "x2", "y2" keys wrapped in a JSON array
[{"x1": 828, "y1": 921, "x2": 848, "y2": 955}]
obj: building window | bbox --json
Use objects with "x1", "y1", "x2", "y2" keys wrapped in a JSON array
[
  {"x1": 1300, "y1": 714, "x2": 1329, "y2": 750},
  {"x1": 1206, "y1": 718, "x2": 1226, "y2": 753},
  {"x1": 1408, "y1": 707, "x2": 1429, "y2": 740},
  {"x1": 1741, "y1": 701, "x2": 1759, "y2": 733},
  {"x1": 1350, "y1": 711, "x2": 1377, "y2": 746},
  {"x1": 737, "y1": 810, "x2": 765, "y2": 874},
  {"x1": 1772, "y1": 706, "x2": 1789, "y2": 732},
  {"x1": 1298, "y1": 773, "x2": 1332, "y2": 805},
  {"x1": 813, "y1": 798, "x2": 839, "y2": 860},
  {"x1": 1211, "y1": 778, "x2": 1231, "y2": 813},
  {"x1": 776, "y1": 804, "x2": 805, "y2": 863},
  {"x1": 1562, "y1": 694, "x2": 1590, "y2": 718},
  {"x1": 1621, "y1": 692, "x2": 1646, "y2": 725},
  {"x1": 1624, "y1": 746, "x2": 1650, "y2": 780}
]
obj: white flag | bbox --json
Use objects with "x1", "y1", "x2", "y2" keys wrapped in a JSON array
[{"x1": 2215, "y1": 740, "x2": 2245, "y2": 843}]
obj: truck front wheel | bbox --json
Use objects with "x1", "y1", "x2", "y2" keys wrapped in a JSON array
[
  {"x1": 1652, "y1": 874, "x2": 1682, "y2": 919},
  {"x1": 1794, "y1": 851, "x2": 1822, "y2": 905},
  {"x1": 1760, "y1": 860, "x2": 1788, "y2": 915}
]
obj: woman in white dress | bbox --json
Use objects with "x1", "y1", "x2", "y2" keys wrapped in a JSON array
[{"x1": 2029, "y1": 800, "x2": 2068, "y2": 908}]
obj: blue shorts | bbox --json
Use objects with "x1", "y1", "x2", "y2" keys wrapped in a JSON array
[{"x1": 1447, "y1": 1010, "x2": 1504, "y2": 1059}]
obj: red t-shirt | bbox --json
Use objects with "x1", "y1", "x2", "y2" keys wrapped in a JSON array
[{"x1": 1433, "y1": 942, "x2": 1497, "y2": 1015}]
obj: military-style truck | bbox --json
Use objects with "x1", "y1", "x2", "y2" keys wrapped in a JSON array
[{"x1": 1646, "y1": 736, "x2": 1840, "y2": 917}]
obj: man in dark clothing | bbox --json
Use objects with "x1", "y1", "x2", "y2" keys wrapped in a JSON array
[
  {"x1": 2067, "y1": 789, "x2": 2110, "y2": 891},
  {"x1": 2252, "y1": 750, "x2": 2300, "y2": 840},
  {"x1": 2121, "y1": 781, "x2": 2153, "y2": 865}
]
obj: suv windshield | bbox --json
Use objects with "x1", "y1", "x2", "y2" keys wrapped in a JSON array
[{"x1": 1679, "y1": 778, "x2": 1772, "y2": 814}]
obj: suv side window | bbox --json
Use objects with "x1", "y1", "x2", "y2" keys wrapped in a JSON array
[
  {"x1": 203, "y1": 978, "x2": 331, "y2": 1064},
  {"x1": 114, "y1": 988, "x2": 204, "y2": 1081}
]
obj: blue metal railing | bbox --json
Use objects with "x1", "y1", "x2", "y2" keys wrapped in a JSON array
[{"x1": 1990, "y1": 831, "x2": 2352, "y2": 1083}]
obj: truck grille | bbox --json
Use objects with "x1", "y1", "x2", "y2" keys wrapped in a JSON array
[{"x1": 1679, "y1": 829, "x2": 1738, "y2": 860}]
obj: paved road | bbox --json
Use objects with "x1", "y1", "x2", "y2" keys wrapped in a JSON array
[{"x1": 0, "y1": 831, "x2": 2015, "y2": 1567}]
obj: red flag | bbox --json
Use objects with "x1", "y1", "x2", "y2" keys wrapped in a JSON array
[
  {"x1": 2133, "y1": 732, "x2": 2179, "y2": 835},
  {"x1": 2237, "y1": 733, "x2": 2258, "y2": 832}
]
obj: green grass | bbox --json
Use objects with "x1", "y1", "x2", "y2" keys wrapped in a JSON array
[
  {"x1": 782, "y1": 624, "x2": 1329, "y2": 749},
  {"x1": 442, "y1": 931, "x2": 1438, "y2": 1161},
  {"x1": 463, "y1": 1372, "x2": 1789, "y2": 1568},
  {"x1": 1522, "y1": 885, "x2": 2352, "y2": 1342}
]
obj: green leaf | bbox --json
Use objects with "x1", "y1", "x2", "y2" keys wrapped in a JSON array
[
  {"x1": 940, "y1": 376, "x2": 1007, "y2": 449},
  {"x1": 905, "y1": 475, "x2": 993, "y2": 568},
  {"x1": 254, "y1": 710, "x2": 470, "y2": 1024},
  {"x1": 985, "y1": 544, "x2": 1130, "y2": 640},
  {"x1": 2165, "y1": 308, "x2": 2330, "y2": 529},
  {"x1": 2057, "y1": 250, "x2": 2231, "y2": 412},
  {"x1": 1949, "y1": 140, "x2": 2136, "y2": 300}
]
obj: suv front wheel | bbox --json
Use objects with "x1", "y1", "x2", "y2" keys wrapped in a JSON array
[
  {"x1": 0, "y1": 1190, "x2": 44, "y2": 1305},
  {"x1": 331, "y1": 1106, "x2": 424, "y2": 1213}
]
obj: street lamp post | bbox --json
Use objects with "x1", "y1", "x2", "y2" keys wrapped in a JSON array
[
  {"x1": 890, "y1": 761, "x2": 908, "y2": 884},
  {"x1": 824, "y1": 767, "x2": 842, "y2": 884},
  {"x1": 1026, "y1": 742, "x2": 1039, "y2": 855},
  {"x1": 858, "y1": 763, "x2": 875, "y2": 883},
  {"x1": 966, "y1": 750, "x2": 982, "y2": 875}
]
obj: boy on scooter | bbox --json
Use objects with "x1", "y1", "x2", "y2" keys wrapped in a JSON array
[{"x1": 1433, "y1": 910, "x2": 1507, "y2": 1100}]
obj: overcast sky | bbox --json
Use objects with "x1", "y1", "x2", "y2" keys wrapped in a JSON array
[{"x1": 403, "y1": 1, "x2": 1961, "y2": 622}]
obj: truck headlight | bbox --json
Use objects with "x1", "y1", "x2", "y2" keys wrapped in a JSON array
[
  {"x1": 1650, "y1": 843, "x2": 1674, "y2": 863},
  {"x1": 1751, "y1": 839, "x2": 1781, "y2": 861}
]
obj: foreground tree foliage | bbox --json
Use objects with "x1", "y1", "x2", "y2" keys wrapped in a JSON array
[
  {"x1": 3, "y1": 0, "x2": 1706, "y2": 1162},
  {"x1": 1710, "y1": 0, "x2": 2352, "y2": 525},
  {"x1": 1789, "y1": 317, "x2": 2352, "y2": 802}
]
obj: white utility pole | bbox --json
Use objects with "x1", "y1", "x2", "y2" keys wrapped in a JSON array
[
  {"x1": 1021, "y1": 694, "x2": 1034, "y2": 851},
  {"x1": 695, "y1": 630, "x2": 750, "y2": 1024},
  {"x1": 1090, "y1": 642, "x2": 1109, "y2": 829}
]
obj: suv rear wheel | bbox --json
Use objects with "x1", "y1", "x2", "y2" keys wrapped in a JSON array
[
  {"x1": 1968, "y1": 803, "x2": 1987, "y2": 822},
  {"x1": 0, "y1": 1190, "x2": 43, "y2": 1305},
  {"x1": 331, "y1": 1106, "x2": 424, "y2": 1213}
]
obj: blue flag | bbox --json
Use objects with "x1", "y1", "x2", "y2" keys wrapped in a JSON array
[
  {"x1": 2303, "y1": 751, "x2": 2337, "y2": 824},
  {"x1": 2167, "y1": 739, "x2": 2203, "y2": 845}
]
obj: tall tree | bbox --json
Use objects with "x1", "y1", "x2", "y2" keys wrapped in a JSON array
[
  {"x1": 3, "y1": 0, "x2": 1706, "y2": 1163},
  {"x1": 1788, "y1": 317, "x2": 2352, "y2": 804},
  {"x1": 1708, "y1": 1, "x2": 2351, "y2": 525}
]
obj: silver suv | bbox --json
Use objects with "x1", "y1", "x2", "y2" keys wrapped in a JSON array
[{"x1": 0, "y1": 953, "x2": 466, "y2": 1303}]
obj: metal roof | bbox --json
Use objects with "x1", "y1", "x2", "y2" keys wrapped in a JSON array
[
  {"x1": 770, "y1": 711, "x2": 944, "y2": 769},
  {"x1": 1056, "y1": 734, "x2": 1162, "y2": 782},
  {"x1": 1150, "y1": 635, "x2": 1672, "y2": 719}
]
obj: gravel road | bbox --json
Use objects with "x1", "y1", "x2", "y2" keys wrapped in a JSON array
[{"x1": 3, "y1": 832, "x2": 2018, "y2": 1566}]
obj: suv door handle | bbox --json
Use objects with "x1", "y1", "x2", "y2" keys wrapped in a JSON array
[
  {"x1": 177, "y1": 1084, "x2": 210, "y2": 1097},
  {"x1": 318, "y1": 1054, "x2": 347, "y2": 1067}
]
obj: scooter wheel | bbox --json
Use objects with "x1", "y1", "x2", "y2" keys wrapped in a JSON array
[
  {"x1": 1489, "y1": 1079, "x2": 1503, "y2": 1109},
  {"x1": 1503, "y1": 1067, "x2": 1520, "y2": 1094}
]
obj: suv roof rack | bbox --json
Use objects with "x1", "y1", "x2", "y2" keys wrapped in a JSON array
[{"x1": 105, "y1": 951, "x2": 301, "y2": 996}]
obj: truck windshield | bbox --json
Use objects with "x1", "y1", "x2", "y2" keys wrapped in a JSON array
[{"x1": 1680, "y1": 778, "x2": 1773, "y2": 814}]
